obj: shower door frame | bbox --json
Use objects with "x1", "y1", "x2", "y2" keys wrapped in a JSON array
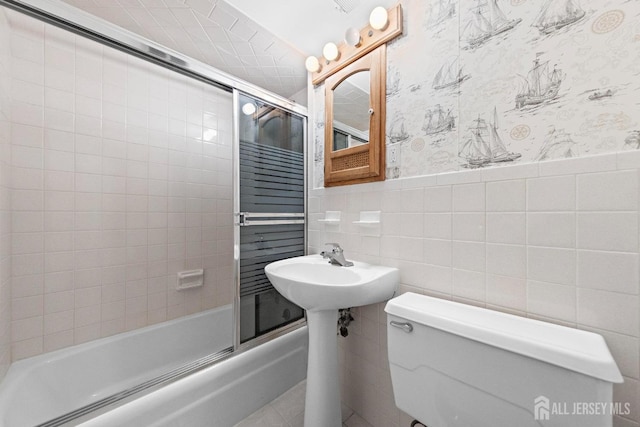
[{"x1": 232, "y1": 90, "x2": 308, "y2": 352}]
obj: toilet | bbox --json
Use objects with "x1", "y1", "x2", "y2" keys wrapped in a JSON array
[{"x1": 385, "y1": 292, "x2": 624, "y2": 427}]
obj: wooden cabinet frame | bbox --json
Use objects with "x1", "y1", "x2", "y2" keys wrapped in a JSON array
[{"x1": 324, "y1": 45, "x2": 386, "y2": 187}]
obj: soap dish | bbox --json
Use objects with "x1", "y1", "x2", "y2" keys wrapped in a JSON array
[
  {"x1": 318, "y1": 211, "x2": 341, "y2": 223},
  {"x1": 353, "y1": 211, "x2": 381, "y2": 225}
]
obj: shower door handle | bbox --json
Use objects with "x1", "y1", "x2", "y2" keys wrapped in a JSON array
[{"x1": 237, "y1": 212, "x2": 305, "y2": 226}]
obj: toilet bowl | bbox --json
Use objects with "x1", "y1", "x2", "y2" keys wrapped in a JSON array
[{"x1": 385, "y1": 292, "x2": 623, "y2": 427}]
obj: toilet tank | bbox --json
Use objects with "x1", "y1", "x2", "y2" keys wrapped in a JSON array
[{"x1": 385, "y1": 293, "x2": 623, "y2": 427}]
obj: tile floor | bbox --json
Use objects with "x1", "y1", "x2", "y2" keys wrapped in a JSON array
[{"x1": 233, "y1": 380, "x2": 373, "y2": 427}]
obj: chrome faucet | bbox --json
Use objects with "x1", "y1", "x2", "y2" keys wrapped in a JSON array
[{"x1": 320, "y1": 243, "x2": 354, "y2": 267}]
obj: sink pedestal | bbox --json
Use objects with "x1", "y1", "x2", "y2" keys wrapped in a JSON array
[{"x1": 304, "y1": 309, "x2": 341, "y2": 427}]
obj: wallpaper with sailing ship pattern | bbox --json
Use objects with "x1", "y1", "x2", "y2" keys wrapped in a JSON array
[{"x1": 312, "y1": 0, "x2": 640, "y2": 186}]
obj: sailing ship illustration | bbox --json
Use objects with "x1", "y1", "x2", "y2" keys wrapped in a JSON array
[
  {"x1": 459, "y1": 108, "x2": 521, "y2": 168},
  {"x1": 432, "y1": 58, "x2": 470, "y2": 90},
  {"x1": 387, "y1": 66, "x2": 400, "y2": 97},
  {"x1": 536, "y1": 128, "x2": 578, "y2": 160},
  {"x1": 588, "y1": 89, "x2": 613, "y2": 101},
  {"x1": 423, "y1": 105, "x2": 455, "y2": 135},
  {"x1": 624, "y1": 131, "x2": 640, "y2": 150},
  {"x1": 388, "y1": 112, "x2": 410, "y2": 144},
  {"x1": 427, "y1": 0, "x2": 456, "y2": 27},
  {"x1": 533, "y1": 0, "x2": 586, "y2": 35},
  {"x1": 515, "y1": 55, "x2": 563, "y2": 109},
  {"x1": 462, "y1": 0, "x2": 522, "y2": 49}
]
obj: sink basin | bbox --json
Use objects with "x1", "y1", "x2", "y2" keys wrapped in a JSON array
[
  {"x1": 265, "y1": 254, "x2": 399, "y2": 311},
  {"x1": 265, "y1": 254, "x2": 399, "y2": 427}
]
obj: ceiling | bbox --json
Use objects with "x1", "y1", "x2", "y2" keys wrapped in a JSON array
[
  {"x1": 59, "y1": 0, "x2": 395, "y2": 106},
  {"x1": 226, "y1": 0, "x2": 396, "y2": 57}
]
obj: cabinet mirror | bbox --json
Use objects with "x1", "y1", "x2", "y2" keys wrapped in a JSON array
[{"x1": 324, "y1": 45, "x2": 386, "y2": 187}]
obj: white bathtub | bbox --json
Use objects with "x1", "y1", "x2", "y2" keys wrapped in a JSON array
[{"x1": 0, "y1": 305, "x2": 308, "y2": 427}]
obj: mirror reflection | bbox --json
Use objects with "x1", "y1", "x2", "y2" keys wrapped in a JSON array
[{"x1": 332, "y1": 70, "x2": 370, "y2": 151}]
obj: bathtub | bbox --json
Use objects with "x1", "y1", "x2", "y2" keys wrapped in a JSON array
[{"x1": 0, "y1": 305, "x2": 308, "y2": 426}]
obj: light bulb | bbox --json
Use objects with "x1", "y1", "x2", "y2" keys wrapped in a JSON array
[
  {"x1": 345, "y1": 27, "x2": 361, "y2": 47},
  {"x1": 369, "y1": 6, "x2": 389, "y2": 30},
  {"x1": 305, "y1": 56, "x2": 321, "y2": 73},
  {"x1": 241, "y1": 102, "x2": 256, "y2": 116},
  {"x1": 322, "y1": 42, "x2": 340, "y2": 61}
]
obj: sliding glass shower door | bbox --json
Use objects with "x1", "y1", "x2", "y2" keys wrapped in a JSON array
[{"x1": 235, "y1": 93, "x2": 306, "y2": 344}]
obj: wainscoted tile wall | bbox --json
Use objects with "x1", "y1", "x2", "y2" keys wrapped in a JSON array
[
  {"x1": 0, "y1": 7, "x2": 12, "y2": 380},
  {"x1": 308, "y1": 155, "x2": 640, "y2": 427},
  {"x1": 6, "y1": 10, "x2": 234, "y2": 362}
]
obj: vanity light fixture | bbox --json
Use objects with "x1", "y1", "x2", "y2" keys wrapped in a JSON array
[
  {"x1": 323, "y1": 42, "x2": 340, "y2": 61},
  {"x1": 306, "y1": 3, "x2": 402, "y2": 85},
  {"x1": 305, "y1": 56, "x2": 321, "y2": 72},
  {"x1": 369, "y1": 6, "x2": 389, "y2": 30}
]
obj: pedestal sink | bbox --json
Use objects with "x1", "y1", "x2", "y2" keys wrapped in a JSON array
[{"x1": 265, "y1": 254, "x2": 399, "y2": 427}]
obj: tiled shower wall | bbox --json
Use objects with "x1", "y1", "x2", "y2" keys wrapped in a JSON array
[
  {"x1": 6, "y1": 9, "x2": 234, "y2": 362},
  {"x1": 308, "y1": 156, "x2": 640, "y2": 427},
  {"x1": 0, "y1": 7, "x2": 12, "y2": 379}
]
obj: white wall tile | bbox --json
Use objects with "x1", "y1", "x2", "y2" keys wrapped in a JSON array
[
  {"x1": 45, "y1": 191, "x2": 74, "y2": 211},
  {"x1": 527, "y1": 246, "x2": 576, "y2": 286},
  {"x1": 577, "y1": 250, "x2": 639, "y2": 295},
  {"x1": 486, "y1": 274, "x2": 526, "y2": 312},
  {"x1": 423, "y1": 213, "x2": 451, "y2": 240},
  {"x1": 486, "y1": 213, "x2": 525, "y2": 245},
  {"x1": 12, "y1": 123, "x2": 43, "y2": 148},
  {"x1": 452, "y1": 213, "x2": 485, "y2": 242},
  {"x1": 577, "y1": 213, "x2": 638, "y2": 252},
  {"x1": 452, "y1": 183, "x2": 485, "y2": 212},
  {"x1": 423, "y1": 238, "x2": 451, "y2": 267},
  {"x1": 577, "y1": 171, "x2": 638, "y2": 211},
  {"x1": 398, "y1": 213, "x2": 423, "y2": 238},
  {"x1": 12, "y1": 295, "x2": 43, "y2": 321},
  {"x1": 11, "y1": 316, "x2": 43, "y2": 341},
  {"x1": 45, "y1": 149, "x2": 74, "y2": 172},
  {"x1": 527, "y1": 280, "x2": 576, "y2": 323},
  {"x1": 12, "y1": 190, "x2": 43, "y2": 211},
  {"x1": 436, "y1": 170, "x2": 482, "y2": 186},
  {"x1": 527, "y1": 175, "x2": 575, "y2": 211},
  {"x1": 486, "y1": 179, "x2": 525, "y2": 212},
  {"x1": 400, "y1": 189, "x2": 424, "y2": 212},
  {"x1": 527, "y1": 213, "x2": 576, "y2": 248},
  {"x1": 11, "y1": 101, "x2": 43, "y2": 127},
  {"x1": 423, "y1": 264, "x2": 452, "y2": 294},
  {"x1": 452, "y1": 269, "x2": 485, "y2": 302},
  {"x1": 452, "y1": 241, "x2": 485, "y2": 272},
  {"x1": 12, "y1": 211, "x2": 43, "y2": 233},
  {"x1": 577, "y1": 288, "x2": 639, "y2": 337},
  {"x1": 486, "y1": 244, "x2": 526, "y2": 279},
  {"x1": 423, "y1": 186, "x2": 451, "y2": 212},
  {"x1": 44, "y1": 129, "x2": 74, "y2": 153},
  {"x1": 12, "y1": 232, "x2": 43, "y2": 254},
  {"x1": 538, "y1": 154, "x2": 617, "y2": 177},
  {"x1": 398, "y1": 237, "x2": 423, "y2": 263},
  {"x1": 44, "y1": 232, "x2": 73, "y2": 252}
]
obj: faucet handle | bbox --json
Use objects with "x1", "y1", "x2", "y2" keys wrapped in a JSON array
[{"x1": 324, "y1": 242, "x2": 343, "y2": 252}]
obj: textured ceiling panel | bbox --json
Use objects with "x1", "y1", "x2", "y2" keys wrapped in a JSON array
[{"x1": 59, "y1": 0, "x2": 308, "y2": 103}]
